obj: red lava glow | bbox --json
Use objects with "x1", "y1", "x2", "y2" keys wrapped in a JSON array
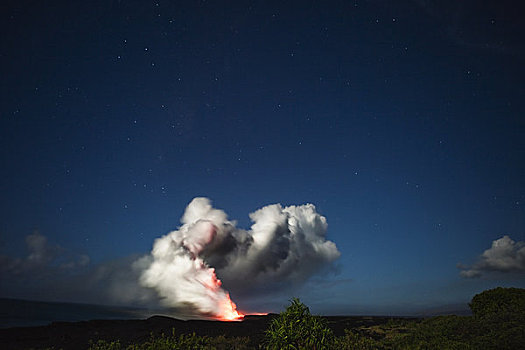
[
  {"x1": 205, "y1": 269, "x2": 244, "y2": 321},
  {"x1": 216, "y1": 294, "x2": 244, "y2": 321}
]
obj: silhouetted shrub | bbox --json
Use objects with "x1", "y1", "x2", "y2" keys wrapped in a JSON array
[
  {"x1": 265, "y1": 298, "x2": 334, "y2": 349},
  {"x1": 87, "y1": 332, "x2": 251, "y2": 350},
  {"x1": 333, "y1": 329, "x2": 384, "y2": 350},
  {"x1": 469, "y1": 287, "x2": 525, "y2": 320},
  {"x1": 88, "y1": 339, "x2": 122, "y2": 350}
]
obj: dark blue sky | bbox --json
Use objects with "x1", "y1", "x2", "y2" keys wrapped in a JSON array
[{"x1": 1, "y1": 0, "x2": 524, "y2": 315}]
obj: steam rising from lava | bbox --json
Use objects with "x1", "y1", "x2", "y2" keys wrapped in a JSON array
[{"x1": 139, "y1": 197, "x2": 340, "y2": 320}]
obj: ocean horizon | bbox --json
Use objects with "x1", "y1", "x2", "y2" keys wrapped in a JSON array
[
  {"x1": 0, "y1": 297, "x2": 471, "y2": 329},
  {"x1": 0, "y1": 298, "x2": 155, "y2": 329}
]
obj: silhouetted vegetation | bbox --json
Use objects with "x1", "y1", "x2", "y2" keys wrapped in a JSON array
[
  {"x1": 88, "y1": 332, "x2": 251, "y2": 350},
  {"x1": 333, "y1": 287, "x2": 525, "y2": 350},
  {"x1": 264, "y1": 297, "x2": 334, "y2": 349},
  {"x1": 469, "y1": 287, "x2": 525, "y2": 319},
  {"x1": 10, "y1": 287, "x2": 525, "y2": 349}
]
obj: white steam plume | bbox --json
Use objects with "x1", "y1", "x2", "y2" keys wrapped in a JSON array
[{"x1": 139, "y1": 197, "x2": 340, "y2": 319}]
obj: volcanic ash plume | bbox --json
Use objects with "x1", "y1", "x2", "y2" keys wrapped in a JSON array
[{"x1": 139, "y1": 197, "x2": 340, "y2": 320}]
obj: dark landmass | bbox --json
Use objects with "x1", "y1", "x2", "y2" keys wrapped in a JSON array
[
  {"x1": 0, "y1": 298, "x2": 149, "y2": 329},
  {"x1": 0, "y1": 314, "x2": 421, "y2": 350}
]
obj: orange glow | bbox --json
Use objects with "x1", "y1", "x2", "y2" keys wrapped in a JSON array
[
  {"x1": 204, "y1": 268, "x2": 244, "y2": 321},
  {"x1": 216, "y1": 293, "x2": 244, "y2": 321}
]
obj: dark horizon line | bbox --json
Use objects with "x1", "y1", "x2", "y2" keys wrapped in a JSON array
[{"x1": 0, "y1": 296, "x2": 471, "y2": 318}]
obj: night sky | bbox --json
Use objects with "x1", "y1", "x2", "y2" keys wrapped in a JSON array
[{"x1": 1, "y1": 0, "x2": 524, "y2": 315}]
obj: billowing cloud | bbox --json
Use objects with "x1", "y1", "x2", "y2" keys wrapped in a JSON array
[
  {"x1": 0, "y1": 231, "x2": 90, "y2": 276},
  {"x1": 458, "y1": 235, "x2": 525, "y2": 278},
  {"x1": 0, "y1": 231, "x2": 96, "y2": 304},
  {"x1": 0, "y1": 231, "x2": 160, "y2": 308},
  {"x1": 0, "y1": 198, "x2": 340, "y2": 319},
  {"x1": 139, "y1": 197, "x2": 340, "y2": 319}
]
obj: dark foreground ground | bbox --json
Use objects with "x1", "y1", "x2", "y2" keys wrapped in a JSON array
[{"x1": 0, "y1": 314, "x2": 419, "y2": 350}]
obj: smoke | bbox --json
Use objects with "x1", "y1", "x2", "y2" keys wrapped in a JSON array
[
  {"x1": 139, "y1": 197, "x2": 340, "y2": 319},
  {"x1": 458, "y1": 235, "x2": 525, "y2": 278}
]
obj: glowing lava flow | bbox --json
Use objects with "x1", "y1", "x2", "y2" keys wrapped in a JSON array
[
  {"x1": 216, "y1": 294, "x2": 244, "y2": 321},
  {"x1": 205, "y1": 266, "x2": 244, "y2": 321}
]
